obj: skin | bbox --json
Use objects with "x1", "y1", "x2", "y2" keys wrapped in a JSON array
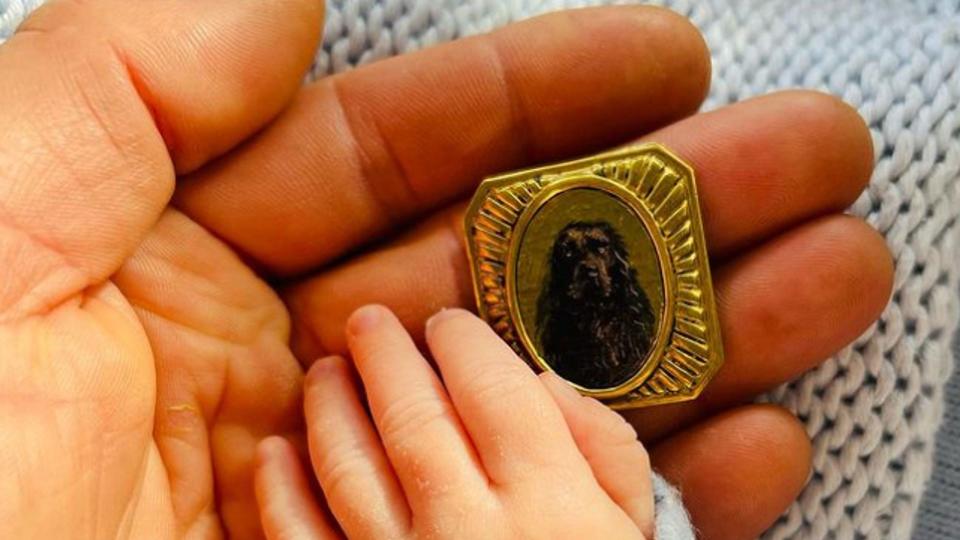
[
  {"x1": 0, "y1": 1, "x2": 893, "y2": 540},
  {"x1": 255, "y1": 305, "x2": 656, "y2": 539}
]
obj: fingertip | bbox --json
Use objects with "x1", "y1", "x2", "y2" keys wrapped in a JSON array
[
  {"x1": 304, "y1": 356, "x2": 355, "y2": 420},
  {"x1": 845, "y1": 98, "x2": 876, "y2": 180},
  {"x1": 733, "y1": 404, "x2": 812, "y2": 490},
  {"x1": 284, "y1": 0, "x2": 326, "y2": 51},
  {"x1": 776, "y1": 90, "x2": 875, "y2": 202},
  {"x1": 256, "y1": 435, "x2": 291, "y2": 464},
  {"x1": 424, "y1": 307, "x2": 474, "y2": 339},
  {"x1": 652, "y1": 405, "x2": 813, "y2": 539},
  {"x1": 26, "y1": 0, "x2": 329, "y2": 173},
  {"x1": 424, "y1": 307, "x2": 519, "y2": 370},
  {"x1": 305, "y1": 355, "x2": 348, "y2": 385},
  {"x1": 346, "y1": 304, "x2": 391, "y2": 336},
  {"x1": 824, "y1": 92, "x2": 874, "y2": 195},
  {"x1": 629, "y1": 5, "x2": 712, "y2": 110},
  {"x1": 810, "y1": 215, "x2": 894, "y2": 329},
  {"x1": 566, "y1": 5, "x2": 711, "y2": 115},
  {"x1": 816, "y1": 90, "x2": 876, "y2": 186},
  {"x1": 696, "y1": 213, "x2": 894, "y2": 417},
  {"x1": 254, "y1": 434, "x2": 340, "y2": 540},
  {"x1": 254, "y1": 435, "x2": 295, "y2": 507},
  {"x1": 846, "y1": 216, "x2": 895, "y2": 310}
]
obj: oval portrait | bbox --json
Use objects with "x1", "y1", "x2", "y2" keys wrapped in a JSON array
[{"x1": 512, "y1": 183, "x2": 666, "y2": 393}]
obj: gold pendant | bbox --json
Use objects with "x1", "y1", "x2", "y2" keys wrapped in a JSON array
[{"x1": 464, "y1": 144, "x2": 723, "y2": 409}]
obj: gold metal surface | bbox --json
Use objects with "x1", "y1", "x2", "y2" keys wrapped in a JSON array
[{"x1": 464, "y1": 144, "x2": 723, "y2": 409}]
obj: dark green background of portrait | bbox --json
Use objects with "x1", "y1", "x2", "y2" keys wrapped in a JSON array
[{"x1": 514, "y1": 188, "x2": 664, "y2": 366}]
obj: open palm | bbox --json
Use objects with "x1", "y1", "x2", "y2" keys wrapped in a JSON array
[{"x1": 0, "y1": 1, "x2": 892, "y2": 539}]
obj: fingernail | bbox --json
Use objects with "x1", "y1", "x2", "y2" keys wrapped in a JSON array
[
  {"x1": 304, "y1": 356, "x2": 338, "y2": 388},
  {"x1": 256, "y1": 435, "x2": 289, "y2": 464},
  {"x1": 307, "y1": 354, "x2": 342, "y2": 376},
  {"x1": 425, "y1": 307, "x2": 462, "y2": 334},
  {"x1": 347, "y1": 305, "x2": 384, "y2": 336}
]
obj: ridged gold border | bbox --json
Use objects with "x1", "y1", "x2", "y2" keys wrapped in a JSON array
[
  {"x1": 464, "y1": 143, "x2": 723, "y2": 409},
  {"x1": 505, "y1": 175, "x2": 674, "y2": 399}
]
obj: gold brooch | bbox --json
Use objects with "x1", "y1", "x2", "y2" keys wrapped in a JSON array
[{"x1": 464, "y1": 144, "x2": 723, "y2": 409}]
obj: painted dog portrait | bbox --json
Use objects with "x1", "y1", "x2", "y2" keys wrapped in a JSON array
[{"x1": 536, "y1": 221, "x2": 656, "y2": 389}]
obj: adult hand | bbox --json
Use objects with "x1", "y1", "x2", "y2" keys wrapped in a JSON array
[{"x1": 0, "y1": 1, "x2": 892, "y2": 539}]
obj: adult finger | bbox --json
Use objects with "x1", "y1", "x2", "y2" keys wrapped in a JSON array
[
  {"x1": 620, "y1": 214, "x2": 893, "y2": 441},
  {"x1": 254, "y1": 436, "x2": 342, "y2": 540},
  {"x1": 638, "y1": 90, "x2": 873, "y2": 259},
  {"x1": 175, "y1": 5, "x2": 711, "y2": 275},
  {"x1": 0, "y1": 0, "x2": 322, "y2": 318},
  {"x1": 345, "y1": 305, "x2": 489, "y2": 518},
  {"x1": 287, "y1": 206, "x2": 473, "y2": 362},
  {"x1": 17, "y1": 0, "x2": 323, "y2": 173},
  {"x1": 303, "y1": 356, "x2": 410, "y2": 539},
  {"x1": 540, "y1": 373, "x2": 655, "y2": 538},
  {"x1": 288, "y1": 212, "x2": 892, "y2": 445},
  {"x1": 651, "y1": 405, "x2": 813, "y2": 540},
  {"x1": 285, "y1": 90, "x2": 875, "y2": 359}
]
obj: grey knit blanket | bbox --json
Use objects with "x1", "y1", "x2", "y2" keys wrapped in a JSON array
[{"x1": 3, "y1": 1, "x2": 960, "y2": 539}]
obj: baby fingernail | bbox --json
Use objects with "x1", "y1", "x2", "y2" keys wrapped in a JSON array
[
  {"x1": 348, "y1": 304, "x2": 384, "y2": 335},
  {"x1": 425, "y1": 307, "x2": 456, "y2": 330}
]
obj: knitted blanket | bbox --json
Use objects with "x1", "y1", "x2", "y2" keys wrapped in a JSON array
[
  {"x1": 918, "y1": 335, "x2": 960, "y2": 539},
  {"x1": 3, "y1": 1, "x2": 959, "y2": 538}
]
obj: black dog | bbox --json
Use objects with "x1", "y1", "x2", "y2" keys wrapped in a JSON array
[{"x1": 536, "y1": 221, "x2": 656, "y2": 389}]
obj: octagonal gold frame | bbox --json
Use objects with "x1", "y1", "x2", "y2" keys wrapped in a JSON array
[{"x1": 464, "y1": 143, "x2": 723, "y2": 409}]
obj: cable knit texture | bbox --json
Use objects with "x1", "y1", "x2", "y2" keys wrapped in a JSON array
[
  {"x1": 2, "y1": 1, "x2": 959, "y2": 538},
  {"x1": 917, "y1": 333, "x2": 960, "y2": 539}
]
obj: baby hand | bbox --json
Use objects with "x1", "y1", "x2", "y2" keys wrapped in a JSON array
[{"x1": 254, "y1": 305, "x2": 655, "y2": 539}]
